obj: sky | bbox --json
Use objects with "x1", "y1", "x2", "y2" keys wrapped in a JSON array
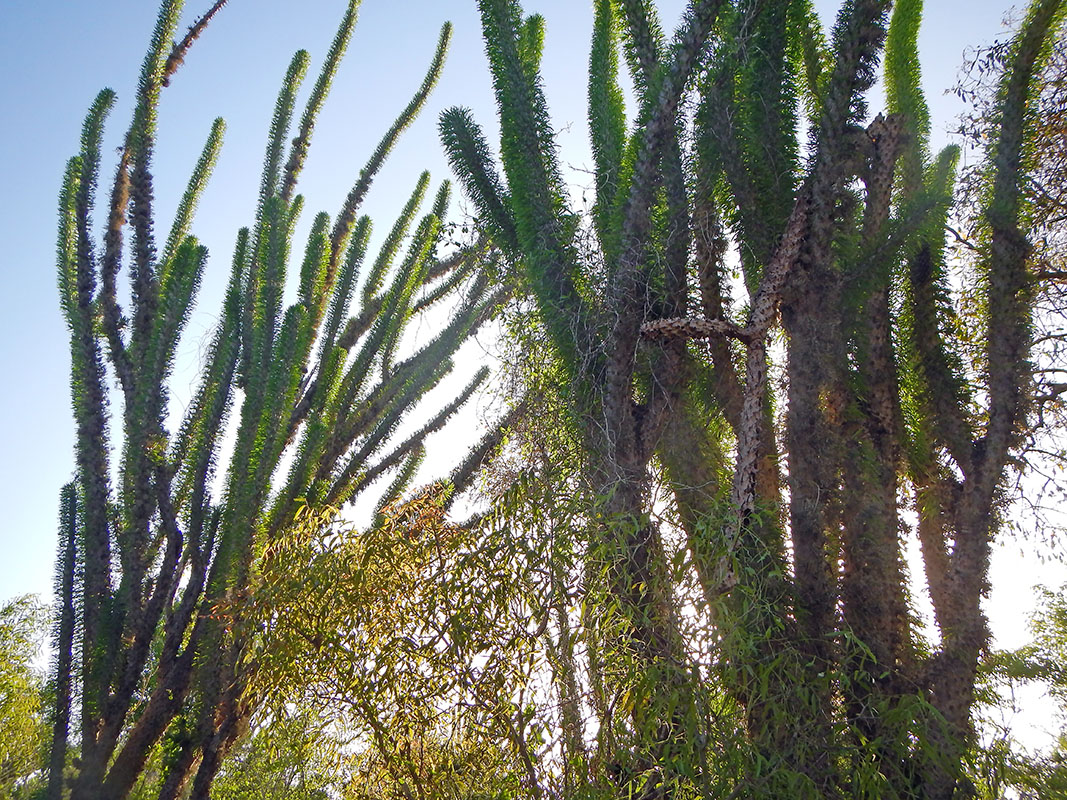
[{"x1": 0, "y1": 0, "x2": 1062, "y2": 738}]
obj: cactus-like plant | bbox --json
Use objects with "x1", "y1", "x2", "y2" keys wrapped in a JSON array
[
  {"x1": 49, "y1": 3, "x2": 500, "y2": 798},
  {"x1": 444, "y1": 0, "x2": 1065, "y2": 796}
]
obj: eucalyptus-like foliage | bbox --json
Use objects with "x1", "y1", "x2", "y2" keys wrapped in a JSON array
[
  {"x1": 443, "y1": 0, "x2": 1065, "y2": 798},
  {"x1": 0, "y1": 595, "x2": 49, "y2": 799},
  {"x1": 51, "y1": 3, "x2": 499, "y2": 799}
]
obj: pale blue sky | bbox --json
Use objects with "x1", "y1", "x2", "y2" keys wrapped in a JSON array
[{"x1": 0, "y1": 0, "x2": 1048, "y2": 644}]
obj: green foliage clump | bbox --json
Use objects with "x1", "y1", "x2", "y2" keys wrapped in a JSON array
[
  {"x1": 969, "y1": 586, "x2": 1067, "y2": 799},
  {"x1": 0, "y1": 596, "x2": 49, "y2": 800}
]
